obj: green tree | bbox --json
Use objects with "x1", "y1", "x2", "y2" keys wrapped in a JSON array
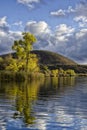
[
  {"x1": 51, "y1": 69, "x2": 59, "y2": 77},
  {"x1": 12, "y1": 32, "x2": 38, "y2": 72},
  {"x1": 66, "y1": 69, "x2": 76, "y2": 76}
]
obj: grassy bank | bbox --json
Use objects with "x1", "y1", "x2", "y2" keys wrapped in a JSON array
[
  {"x1": 0, "y1": 69, "x2": 76, "y2": 82},
  {"x1": 0, "y1": 71, "x2": 45, "y2": 82}
]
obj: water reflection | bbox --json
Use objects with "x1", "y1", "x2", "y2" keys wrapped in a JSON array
[
  {"x1": 0, "y1": 77, "x2": 87, "y2": 129},
  {"x1": 38, "y1": 77, "x2": 75, "y2": 98},
  {"x1": 15, "y1": 80, "x2": 44, "y2": 125}
]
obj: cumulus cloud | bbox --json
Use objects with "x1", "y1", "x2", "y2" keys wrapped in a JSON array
[
  {"x1": 24, "y1": 21, "x2": 51, "y2": 48},
  {"x1": 17, "y1": 0, "x2": 40, "y2": 9},
  {"x1": 76, "y1": 28, "x2": 87, "y2": 39},
  {"x1": 0, "y1": 16, "x2": 9, "y2": 32},
  {"x1": 47, "y1": 28, "x2": 87, "y2": 64},
  {"x1": 0, "y1": 17, "x2": 22, "y2": 54},
  {"x1": 74, "y1": 16, "x2": 87, "y2": 22},
  {"x1": 55, "y1": 24, "x2": 75, "y2": 38},
  {"x1": 69, "y1": 29, "x2": 87, "y2": 63},
  {"x1": 54, "y1": 27, "x2": 87, "y2": 63},
  {"x1": 74, "y1": 16, "x2": 87, "y2": 27},
  {"x1": 25, "y1": 21, "x2": 50, "y2": 35}
]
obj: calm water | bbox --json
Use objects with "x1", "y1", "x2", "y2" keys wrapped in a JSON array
[{"x1": 0, "y1": 77, "x2": 87, "y2": 130}]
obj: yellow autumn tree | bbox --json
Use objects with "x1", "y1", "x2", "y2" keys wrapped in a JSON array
[{"x1": 6, "y1": 32, "x2": 39, "y2": 73}]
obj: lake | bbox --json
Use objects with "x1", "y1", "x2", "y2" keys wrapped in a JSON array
[{"x1": 0, "y1": 77, "x2": 87, "y2": 130}]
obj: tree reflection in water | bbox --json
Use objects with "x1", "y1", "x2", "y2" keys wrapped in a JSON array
[
  {"x1": 0, "y1": 77, "x2": 75, "y2": 127},
  {"x1": 38, "y1": 77, "x2": 75, "y2": 98},
  {"x1": 14, "y1": 79, "x2": 44, "y2": 125}
]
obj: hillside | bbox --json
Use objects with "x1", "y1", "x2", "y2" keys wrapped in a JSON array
[
  {"x1": 33, "y1": 50, "x2": 77, "y2": 65},
  {"x1": 32, "y1": 50, "x2": 87, "y2": 73}
]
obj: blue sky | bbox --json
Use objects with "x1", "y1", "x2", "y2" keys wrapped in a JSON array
[
  {"x1": 0, "y1": 0, "x2": 87, "y2": 64},
  {"x1": 0, "y1": 0, "x2": 79, "y2": 28}
]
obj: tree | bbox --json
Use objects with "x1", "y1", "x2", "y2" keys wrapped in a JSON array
[
  {"x1": 66, "y1": 69, "x2": 76, "y2": 76},
  {"x1": 12, "y1": 32, "x2": 38, "y2": 73},
  {"x1": 51, "y1": 69, "x2": 59, "y2": 77}
]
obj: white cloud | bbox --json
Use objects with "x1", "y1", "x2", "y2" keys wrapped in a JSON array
[
  {"x1": 0, "y1": 16, "x2": 7, "y2": 26},
  {"x1": 71, "y1": 1, "x2": 87, "y2": 28},
  {"x1": 0, "y1": 17, "x2": 22, "y2": 54},
  {"x1": 75, "y1": 2, "x2": 87, "y2": 17},
  {"x1": 74, "y1": 16, "x2": 87, "y2": 27},
  {"x1": 24, "y1": 21, "x2": 77, "y2": 61},
  {"x1": 29, "y1": 21, "x2": 87, "y2": 63},
  {"x1": 25, "y1": 21, "x2": 51, "y2": 49},
  {"x1": 74, "y1": 16, "x2": 86, "y2": 22},
  {"x1": 17, "y1": 0, "x2": 40, "y2": 8},
  {"x1": 0, "y1": 16, "x2": 9, "y2": 32},
  {"x1": 49, "y1": 1, "x2": 87, "y2": 63},
  {"x1": 12, "y1": 21, "x2": 23, "y2": 27},
  {"x1": 0, "y1": 31, "x2": 6, "y2": 37},
  {"x1": 50, "y1": 9, "x2": 65, "y2": 17},
  {"x1": 71, "y1": 1, "x2": 87, "y2": 27},
  {"x1": 50, "y1": 1, "x2": 87, "y2": 18},
  {"x1": 0, "y1": 31, "x2": 22, "y2": 54},
  {"x1": 55, "y1": 24, "x2": 75, "y2": 36},
  {"x1": 76, "y1": 29, "x2": 87, "y2": 39},
  {"x1": 25, "y1": 21, "x2": 51, "y2": 35},
  {"x1": 25, "y1": 22, "x2": 74, "y2": 44},
  {"x1": 50, "y1": 6, "x2": 75, "y2": 17},
  {"x1": 53, "y1": 24, "x2": 75, "y2": 43},
  {"x1": 67, "y1": 6, "x2": 75, "y2": 13}
]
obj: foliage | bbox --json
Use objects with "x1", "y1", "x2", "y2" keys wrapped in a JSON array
[
  {"x1": 3, "y1": 32, "x2": 39, "y2": 73},
  {"x1": 40, "y1": 65, "x2": 51, "y2": 77},
  {"x1": 0, "y1": 55, "x2": 12, "y2": 69},
  {"x1": 6, "y1": 58, "x2": 19, "y2": 72},
  {"x1": 65, "y1": 69, "x2": 76, "y2": 76},
  {"x1": 51, "y1": 69, "x2": 59, "y2": 77},
  {"x1": 59, "y1": 68, "x2": 64, "y2": 76},
  {"x1": 0, "y1": 57, "x2": 3, "y2": 62},
  {"x1": 12, "y1": 32, "x2": 37, "y2": 73},
  {"x1": 23, "y1": 53, "x2": 39, "y2": 73}
]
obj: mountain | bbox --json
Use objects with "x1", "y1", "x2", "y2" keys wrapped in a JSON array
[
  {"x1": 33, "y1": 50, "x2": 77, "y2": 65},
  {"x1": 32, "y1": 50, "x2": 87, "y2": 74}
]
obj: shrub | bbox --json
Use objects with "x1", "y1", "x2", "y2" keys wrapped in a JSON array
[
  {"x1": 51, "y1": 69, "x2": 59, "y2": 77},
  {"x1": 65, "y1": 69, "x2": 76, "y2": 76}
]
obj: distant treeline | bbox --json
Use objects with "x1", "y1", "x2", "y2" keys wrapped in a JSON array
[{"x1": 46, "y1": 64, "x2": 87, "y2": 74}]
